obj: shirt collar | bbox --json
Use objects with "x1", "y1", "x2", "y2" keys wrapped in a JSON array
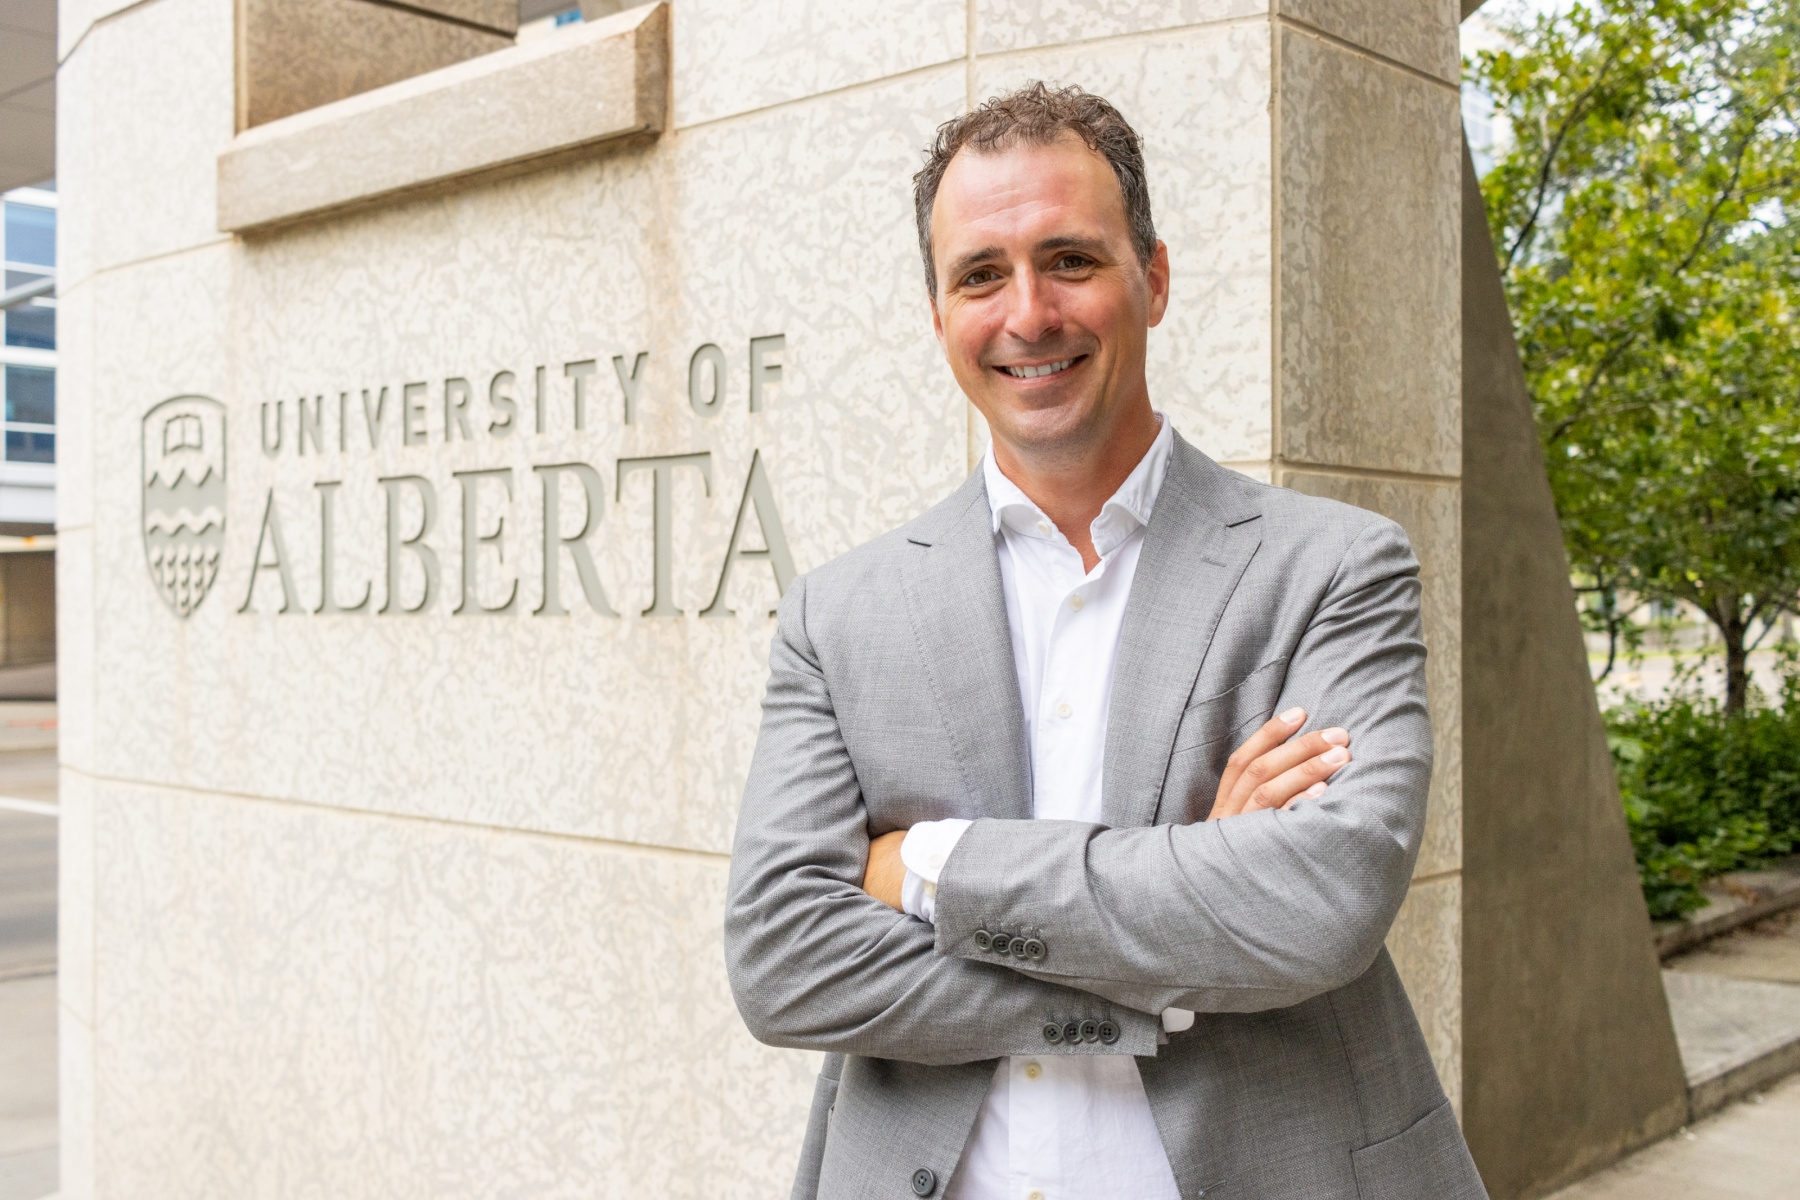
[{"x1": 982, "y1": 414, "x2": 1174, "y2": 560}]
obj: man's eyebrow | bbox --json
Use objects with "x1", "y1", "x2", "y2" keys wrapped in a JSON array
[{"x1": 944, "y1": 236, "x2": 1111, "y2": 285}]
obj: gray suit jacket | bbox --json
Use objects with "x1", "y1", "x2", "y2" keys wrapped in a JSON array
[{"x1": 724, "y1": 435, "x2": 1487, "y2": 1200}]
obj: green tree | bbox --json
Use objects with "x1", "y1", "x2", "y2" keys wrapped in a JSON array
[{"x1": 1470, "y1": 0, "x2": 1800, "y2": 713}]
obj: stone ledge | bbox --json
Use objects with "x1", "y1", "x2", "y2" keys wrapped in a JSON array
[
  {"x1": 1656, "y1": 857, "x2": 1800, "y2": 960},
  {"x1": 217, "y1": 3, "x2": 668, "y2": 236}
]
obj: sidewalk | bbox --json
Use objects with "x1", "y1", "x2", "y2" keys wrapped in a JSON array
[{"x1": 0, "y1": 700, "x2": 58, "y2": 1200}]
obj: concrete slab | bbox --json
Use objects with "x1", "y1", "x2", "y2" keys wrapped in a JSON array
[
  {"x1": 1667, "y1": 908, "x2": 1800, "y2": 986},
  {"x1": 1545, "y1": 1071, "x2": 1800, "y2": 1200},
  {"x1": 1661, "y1": 970, "x2": 1800, "y2": 1117}
]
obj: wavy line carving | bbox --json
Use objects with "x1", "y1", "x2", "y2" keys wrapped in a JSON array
[{"x1": 144, "y1": 506, "x2": 224, "y2": 535}]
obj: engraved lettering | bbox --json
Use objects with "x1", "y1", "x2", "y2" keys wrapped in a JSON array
[
  {"x1": 378, "y1": 474, "x2": 440, "y2": 613},
  {"x1": 488, "y1": 371, "x2": 517, "y2": 437},
  {"x1": 297, "y1": 395, "x2": 324, "y2": 455},
  {"x1": 702, "y1": 449, "x2": 797, "y2": 617},
  {"x1": 444, "y1": 377, "x2": 474, "y2": 441},
  {"x1": 453, "y1": 468, "x2": 518, "y2": 616},
  {"x1": 534, "y1": 365, "x2": 546, "y2": 434},
  {"x1": 314, "y1": 480, "x2": 370, "y2": 614},
  {"x1": 564, "y1": 359, "x2": 598, "y2": 431},
  {"x1": 238, "y1": 488, "x2": 300, "y2": 613},
  {"x1": 688, "y1": 344, "x2": 725, "y2": 418},
  {"x1": 260, "y1": 400, "x2": 284, "y2": 457},
  {"x1": 532, "y1": 462, "x2": 618, "y2": 617},
  {"x1": 612, "y1": 352, "x2": 648, "y2": 426},
  {"x1": 361, "y1": 386, "x2": 390, "y2": 449},
  {"x1": 402, "y1": 382, "x2": 428, "y2": 446},
  {"x1": 749, "y1": 334, "x2": 785, "y2": 413},
  {"x1": 338, "y1": 392, "x2": 349, "y2": 452},
  {"x1": 616, "y1": 453, "x2": 712, "y2": 617}
]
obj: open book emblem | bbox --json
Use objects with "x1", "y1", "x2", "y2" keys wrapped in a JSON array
[{"x1": 142, "y1": 395, "x2": 227, "y2": 617}]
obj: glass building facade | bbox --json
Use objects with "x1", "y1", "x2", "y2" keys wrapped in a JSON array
[{"x1": 2, "y1": 188, "x2": 56, "y2": 468}]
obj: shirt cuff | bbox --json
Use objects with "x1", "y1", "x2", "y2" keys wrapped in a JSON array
[
  {"x1": 1161, "y1": 1007, "x2": 1195, "y2": 1033},
  {"x1": 899, "y1": 819, "x2": 973, "y2": 924}
]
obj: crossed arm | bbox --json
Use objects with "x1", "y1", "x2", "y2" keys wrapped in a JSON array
[{"x1": 723, "y1": 518, "x2": 1430, "y2": 1063}]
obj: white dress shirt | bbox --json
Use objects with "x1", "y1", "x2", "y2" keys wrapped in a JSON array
[{"x1": 898, "y1": 416, "x2": 1186, "y2": 1200}]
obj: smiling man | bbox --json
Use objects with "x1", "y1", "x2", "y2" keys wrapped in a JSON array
[{"x1": 724, "y1": 84, "x2": 1486, "y2": 1200}]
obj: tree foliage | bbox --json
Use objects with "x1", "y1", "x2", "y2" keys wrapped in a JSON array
[{"x1": 1470, "y1": 0, "x2": 1800, "y2": 713}]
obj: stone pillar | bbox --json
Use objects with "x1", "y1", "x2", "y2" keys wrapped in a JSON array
[{"x1": 57, "y1": 2, "x2": 1464, "y2": 1195}]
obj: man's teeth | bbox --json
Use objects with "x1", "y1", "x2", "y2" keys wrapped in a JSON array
[{"x1": 1003, "y1": 359, "x2": 1074, "y2": 379}]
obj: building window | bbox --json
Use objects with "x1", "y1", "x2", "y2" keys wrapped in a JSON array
[
  {"x1": 3, "y1": 203, "x2": 54, "y2": 268},
  {"x1": 2, "y1": 365, "x2": 54, "y2": 464},
  {"x1": 3, "y1": 272, "x2": 55, "y2": 351}
]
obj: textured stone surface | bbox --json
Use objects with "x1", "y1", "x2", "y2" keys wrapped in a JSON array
[
  {"x1": 1280, "y1": 470, "x2": 1461, "y2": 881},
  {"x1": 238, "y1": 0, "x2": 512, "y2": 132},
  {"x1": 1385, "y1": 873, "x2": 1462, "y2": 1113},
  {"x1": 1460, "y1": 143, "x2": 1688, "y2": 1197},
  {"x1": 86, "y1": 780, "x2": 814, "y2": 1200},
  {"x1": 92, "y1": 70, "x2": 968, "y2": 856},
  {"x1": 1279, "y1": 0, "x2": 1460, "y2": 83},
  {"x1": 221, "y1": 5, "x2": 668, "y2": 232},
  {"x1": 1278, "y1": 27, "x2": 1461, "y2": 476},
  {"x1": 977, "y1": 23, "x2": 1276, "y2": 463},
  {"x1": 57, "y1": 0, "x2": 235, "y2": 282},
  {"x1": 58, "y1": 770, "x2": 95, "y2": 1027},
  {"x1": 392, "y1": 0, "x2": 519, "y2": 34},
  {"x1": 672, "y1": 0, "x2": 965, "y2": 130},
  {"x1": 975, "y1": 0, "x2": 1263, "y2": 54}
]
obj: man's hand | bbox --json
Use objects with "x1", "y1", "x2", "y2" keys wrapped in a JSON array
[
  {"x1": 863, "y1": 829, "x2": 909, "y2": 911},
  {"x1": 1209, "y1": 707, "x2": 1350, "y2": 820}
]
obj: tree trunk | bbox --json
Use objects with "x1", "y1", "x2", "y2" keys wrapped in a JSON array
[{"x1": 1717, "y1": 604, "x2": 1750, "y2": 716}]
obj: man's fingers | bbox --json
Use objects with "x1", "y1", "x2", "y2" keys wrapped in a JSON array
[
  {"x1": 1224, "y1": 727, "x2": 1348, "y2": 813},
  {"x1": 1216, "y1": 707, "x2": 1307, "y2": 804},
  {"x1": 1245, "y1": 745, "x2": 1351, "y2": 812}
]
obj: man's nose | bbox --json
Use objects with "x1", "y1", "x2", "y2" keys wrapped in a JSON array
[{"x1": 1002, "y1": 269, "x2": 1061, "y2": 345}]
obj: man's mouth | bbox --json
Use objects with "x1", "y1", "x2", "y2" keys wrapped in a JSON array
[{"x1": 998, "y1": 357, "x2": 1080, "y2": 379}]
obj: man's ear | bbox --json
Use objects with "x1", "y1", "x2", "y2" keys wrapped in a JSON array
[{"x1": 1146, "y1": 240, "x2": 1172, "y2": 329}]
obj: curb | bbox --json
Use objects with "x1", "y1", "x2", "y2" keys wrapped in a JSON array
[
  {"x1": 1656, "y1": 861, "x2": 1800, "y2": 960},
  {"x1": 1686, "y1": 1024, "x2": 1800, "y2": 1122}
]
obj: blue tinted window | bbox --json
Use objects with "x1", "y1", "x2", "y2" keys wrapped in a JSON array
[
  {"x1": 5, "y1": 431, "x2": 54, "y2": 463},
  {"x1": 3, "y1": 204, "x2": 54, "y2": 268},
  {"x1": 4, "y1": 365, "x2": 55, "y2": 425},
  {"x1": 4, "y1": 275, "x2": 53, "y2": 349}
]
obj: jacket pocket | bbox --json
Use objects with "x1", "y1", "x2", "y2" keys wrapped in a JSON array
[
  {"x1": 1170, "y1": 658, "x2": 1289, "y2": 757},
  {"x1": 1351, "y1": 1101, "x2": 1487, "y2": 1200}
]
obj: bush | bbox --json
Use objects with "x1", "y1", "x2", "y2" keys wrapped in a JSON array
[{"x1": 1607, "y1": 656, "x2": 1800, "y2": 919}]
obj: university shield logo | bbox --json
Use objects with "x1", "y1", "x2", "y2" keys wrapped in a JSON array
[{"x1": 142, "y1": 395, "x2": 226, "y2": 617}]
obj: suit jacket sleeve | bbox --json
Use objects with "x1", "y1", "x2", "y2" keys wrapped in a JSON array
[
  {"x1": 930, "y1": 517, "x2": 1432, "y2": 1015},
  {"x1": 723, "y1": 574, "x2": 1165, "y2": 1064}
]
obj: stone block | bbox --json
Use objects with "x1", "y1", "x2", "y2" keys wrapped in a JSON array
[
  {"x1": 237, "y1": 0, "x2": 512, "y2": 132},
  {"x1": 218, "y1": 4, "x2": 669, "y2": 233},
  {"x1": 977, "y1": 22, "x2": 1276, "y2": 463},
  {"x1": 1280, "y1": 469, "x2": 1461, "y2": 881},
  {"x1": 1386, "y1": 873, "x2": 1463, "y2": 1112},
  {"x1": 57, "y1": 0, "x2": 142, "y2": 60},
  {"x1": 54, "y1": 526, "x2": 95, "y2": 775},
  {"x1": 89, "y1": 781, "x2": 814, "y2": 1198},
  {"x1": 58, "y1": 769, "x2": 96, "y2": 1027},
  {"x1": 974, "y1": 0, "x2": 1262, "y2": 54},
  {"x1": 672, "y1": 0, "x2": 964, "y2": 129},
  {"x1": 1278, "y1": 0, "x2": 1460, "y2": 84},
  {"x1": 391, "y1": 0, "x2": 519, "y2": 34},
  {"x1": 62, "y1": 0, "x2": 236, "y2": 277},
  {"x1": 1277, "y1": 27, "x2": 1460, "y2": 476},
  {"x1": 51, "y1": 277, "x2": 94, "y2": 533},
  {"x1": 59, "y1": 1003, "x2": 96, "y2": 1200},
  {"x1": 95, "y1": 68, "x2": 968, "y2": 855}
]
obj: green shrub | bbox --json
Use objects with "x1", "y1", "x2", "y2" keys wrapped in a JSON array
[{"x1": 1607, "y1": 656, "x2": 1800, "y2": 919}]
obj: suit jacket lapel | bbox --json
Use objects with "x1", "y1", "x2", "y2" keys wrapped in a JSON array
[
  {"x1": 900, "y1": 472, "x2": 1034, "y2": 821},
  {"x1": 1102, "y1": 437, "x2": 1264, "y2": 829}
]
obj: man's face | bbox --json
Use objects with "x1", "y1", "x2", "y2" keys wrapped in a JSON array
[{"x1": 929, "y1": 134, "x2": 1169, "y2": 464}]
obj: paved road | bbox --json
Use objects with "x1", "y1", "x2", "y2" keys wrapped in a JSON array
[{"x1": 0, "y1": 721, "x2": 59, "y2": 1200}]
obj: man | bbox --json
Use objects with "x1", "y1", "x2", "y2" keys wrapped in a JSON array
[{"x1": 724, "y1": 83, "x2": 1486, "y2": 1200}]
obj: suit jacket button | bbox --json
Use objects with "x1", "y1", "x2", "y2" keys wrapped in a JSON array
[
  {"x1": 1023, "y1": 937, "x2": 1046, "y2": 961},
  {"x1": 1009, "y1": 936, "x2": 1030, "y2": 957},
  {"x1": 911, "y1": 1167, "x2": 937, "y2": 1196},
  {"x1": 1098, "y1": 1020, "x2": 1120, "y2": 1044},
  {"x1": 1063, "y1": 1020, "x2": 1082, "y2": 1044},
  {"x1": 973, "y1": 929, "x2": 993, "y2": 952},
  {"x1": 1079, "y1": 1019, "x2": 1100, "y2": 1043},
  {"x1": 1042, "y1": 1021, "x2": 1064, "y2": 1044}
]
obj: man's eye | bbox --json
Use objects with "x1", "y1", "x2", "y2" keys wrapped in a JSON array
[
  {"x1": 1054, "y1": 254, "x2": 1092, "y2": 271},
  {"x1": 962, "y1": 268, "x2": 1000, "y2": 287}
]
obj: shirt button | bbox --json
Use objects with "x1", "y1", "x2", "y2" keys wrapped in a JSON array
[
  {"x1": 1055, "y1": 702, "x2": 1073, "y2": 719},
  {"x1": 1024, "y1": 1061, "x2": 1042, "y2": 1081},
  {"x1": 927, "y1": 852, "x2": 944, "y2": 869},
  {"x1": 1029, "y1": 1191, "x2": 1045, "y2": 1200},
  {"x1": 1036, "y1": 520, "x2": 1052, "y2": 535},
  {"x1": 1069, "y1": 594, "x2": 1083, "y2": 611}
]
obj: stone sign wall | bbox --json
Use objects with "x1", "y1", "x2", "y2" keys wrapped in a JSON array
[{"x1": 56, "y1": 2, "x2": 1463, "y2": 1196}]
